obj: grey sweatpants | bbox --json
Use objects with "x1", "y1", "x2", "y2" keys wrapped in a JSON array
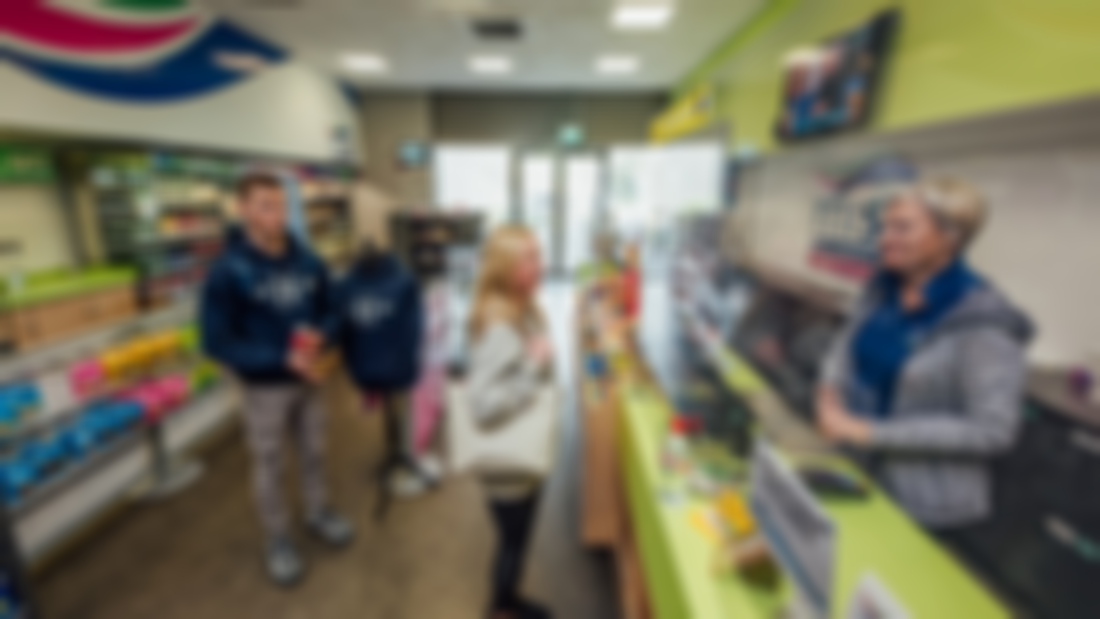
[{"x1": 241, "y1": 383, "x2": 330, "y2": 539}]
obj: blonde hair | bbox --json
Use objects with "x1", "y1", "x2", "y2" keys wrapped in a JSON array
[
  {"x1": 468, "y1": 224, "x2": 544, "y2": 338},
  {"x1": 908, "y1": 177, "x2": 988, "y2": 250}
]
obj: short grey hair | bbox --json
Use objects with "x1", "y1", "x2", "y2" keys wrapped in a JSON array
[{"x1": 906, "y1": 177, "x2": 988, "y2": 250}]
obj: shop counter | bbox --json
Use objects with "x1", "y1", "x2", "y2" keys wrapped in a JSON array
[{"x1": 611, "y1": 343, "x2": 1009, "y2": 619}]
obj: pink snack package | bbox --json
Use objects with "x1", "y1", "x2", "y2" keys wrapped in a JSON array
[
  {"x1": 120, "y1": 386, "x2": 164, "y2": 422},
  {"x1": 69, "y1": 360, "x2": 105, "y2": 399},
  {"x1": 158, "y1": 376, "x2": 190, "y2": 410}
]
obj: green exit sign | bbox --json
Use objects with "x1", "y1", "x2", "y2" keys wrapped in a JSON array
[
  {"x1": 0, "y1": 146, "x2": 54, "y2": 184},
  {"x1": 558, "y1": 123, "x2": 586, "y2": 148}
]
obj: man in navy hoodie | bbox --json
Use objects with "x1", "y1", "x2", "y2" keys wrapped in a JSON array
[{"x1": 201, "y1": 172, "x2": 353, "y2": 587}]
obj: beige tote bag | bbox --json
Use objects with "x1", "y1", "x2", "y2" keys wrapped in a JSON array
[{"x1": 447, "y1": 381, "x2": 559, "y2": 478}]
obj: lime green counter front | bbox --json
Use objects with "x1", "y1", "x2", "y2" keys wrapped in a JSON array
[{"x1": 613, "y1": 346, "x2": 1010, "y2": 619}]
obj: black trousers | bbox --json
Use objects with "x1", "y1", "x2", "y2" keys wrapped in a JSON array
[
  {"x1": 932, "y1": 524, "x2": 1032, "y2": 618},
  {"x1": 488, "y1": 491, "x2": 541, "y2": 612}
]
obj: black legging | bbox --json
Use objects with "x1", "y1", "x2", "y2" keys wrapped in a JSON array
[{"x1": 488, "y1": 492, "x2": 541, "y2": 612}]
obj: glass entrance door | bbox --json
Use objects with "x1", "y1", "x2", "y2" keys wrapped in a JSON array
[
  {"x1": 520, "y1": 154, "x2": 557, "y2": 272},
  {"x1": 434, "y1": 144, "x2": 512, "y2": 227},
  {"x1": 518, "y1": 151, "x2": 606, "y2": 275},
  {"x1": 437, "y1": 145, "x2": 609, "y2": 276},
  {"x1": 563, "y1": 154, "x2": 603, "y2": 273}
]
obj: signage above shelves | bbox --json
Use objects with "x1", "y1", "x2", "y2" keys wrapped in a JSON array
[{"x1": 0, "y1": 146, "x2": 55, "y2": 185}]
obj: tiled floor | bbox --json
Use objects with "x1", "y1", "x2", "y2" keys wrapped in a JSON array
[{"x1": 36, "y1": 284, "x2": 618, "y2": 619}]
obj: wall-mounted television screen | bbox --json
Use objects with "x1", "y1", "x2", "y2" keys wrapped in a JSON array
[{"x1": 775, "y1": 10, "x2": 900, "y2": 142}]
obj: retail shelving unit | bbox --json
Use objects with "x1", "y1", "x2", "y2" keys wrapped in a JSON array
[
  {"x1": 389, "y1": 210, "x2": 484, "y2": 281},
  {"x1": 89, "y1": 154, "x2": 233, "y2": 309},
  {"x1": 0, "y1": 304, "x2": 237, "y2": 564},
  {"x1": 302, "y1": 174, "x2": 356, "y2": 267}
]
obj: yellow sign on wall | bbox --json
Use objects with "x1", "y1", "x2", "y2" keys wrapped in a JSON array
[{"x1": 650, "y1": 83, "x2": 720, "y2": 143}]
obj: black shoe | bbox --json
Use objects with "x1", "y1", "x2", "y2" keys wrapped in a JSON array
[
  {"x1": 306, "y1": 509, "x2": 355, "y2": 548},
  {"x1": 511, "y1": 599, "x2": 552, "y2": 619},
  {"x1": 265, "y1": 537, "x2": 306, "y2": 588}
]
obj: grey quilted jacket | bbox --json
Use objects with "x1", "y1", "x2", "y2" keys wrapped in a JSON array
[{"x1": 822, "y1": 284, "x2": 1034, "y2": 528}]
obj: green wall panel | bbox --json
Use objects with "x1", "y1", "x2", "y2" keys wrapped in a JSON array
[{"x1": 679, "y1": 0, "x2": 1100, "y2": 152}]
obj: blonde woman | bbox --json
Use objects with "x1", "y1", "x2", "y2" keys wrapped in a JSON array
[
  {"x1": 817, "y1": 177, "x2": 1034, "y2": 533},
  {"x1": 467, "y1": 225, "x2": 555, "y2": 619}
]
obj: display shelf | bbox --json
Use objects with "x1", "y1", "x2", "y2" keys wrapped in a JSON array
[
  {"x1": 0, "y1": 303, "x2": 193, "y2": 385},
  {"x1": 1, "y1": 269, "x2": 136, "y2": 310},
  {"x1": 677, "y1": 305, "x2": 832, "y2": 454},
  {"x1": 12, "y1": 383, "x2": 236, "y2": 564},
  {"x1": 677, "y1": 305, "x2": 766, "y2": 396},
  {"x1": 390, "y1": 211, "x2": 484, "y2": 280},
  {"x1": 619, "y1": 384, "x2": 783, "y2": 619},
  {"x1": 90, "y1": 165, "x2": 229, "y2": 309},
  {"x1": 157, "y1": 201, "x2": 225, "y2": 214},
  {"x1": 134, "y1": 229, "x2": 223, "y2": 248},
  {"x1": 0, "y1": 357, "x2": 206, "y2": 444},
  {"x1": 145, "y1": 256, "x2": 215, "y2": 279},
  {"x1": 8, "y1": 427, "x2": 145, "y2": 518},
  {"x1": 162, "y1": 383, "x2": 236, "y2": 455},
  {"x1": 96, "y1": 202, "x2": 224, "y2": 220},
  {"x1": 305, "y1": 192, "x2": 356, "y2": 268}
]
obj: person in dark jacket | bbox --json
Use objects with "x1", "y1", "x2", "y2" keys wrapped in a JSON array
[
  {"x1": 333, "y1": 248, "x2": 429, "y2": 497},
  {"x1": 333, "y1": 249, "x2": 424, "y2": 393},
  {"x1": 201, "y1": 172, "x2": 354, "y2": 587},
  {"x1": 817, "y1": 177, "x2": 1034, "y2": 531}
]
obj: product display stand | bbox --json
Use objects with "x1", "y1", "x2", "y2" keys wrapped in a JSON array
[{"x1": 128, "y1": 422, "x2": 203, "y2": 501}]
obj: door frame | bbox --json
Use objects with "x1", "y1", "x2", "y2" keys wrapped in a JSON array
[{"x1": 514, "y1": 148, "x2": 608, "y2": 277}]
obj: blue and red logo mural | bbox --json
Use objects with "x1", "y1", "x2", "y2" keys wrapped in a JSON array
[{"x1": 0, "y1": 0, "x2": 288, "y2": 102}]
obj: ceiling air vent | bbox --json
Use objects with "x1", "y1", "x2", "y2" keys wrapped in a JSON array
[{"x1": 472, "y1": 18, "x2": 523, "y2": 42}]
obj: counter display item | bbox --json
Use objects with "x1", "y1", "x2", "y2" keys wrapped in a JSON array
[
  {"x1": 847, "y1": 574, "x2": 910, "y2": 619},
  {"x1": 749, "y1": 441, "x2": 837, "y2": 618}
]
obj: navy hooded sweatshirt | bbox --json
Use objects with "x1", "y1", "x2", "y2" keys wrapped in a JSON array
[
  {"x1": 334, "y1": 253, "x2": 424, "y2": 392},
  {"x1": 200, "y1": 227, "x2": 333, "y2": 384}
]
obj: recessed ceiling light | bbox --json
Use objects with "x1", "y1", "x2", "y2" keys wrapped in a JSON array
[
  {"x1": 598, "y1": 55, "x2": 641, "y2": 75},
  {"x1": 342, "y1": 53, "x2": 389, "y2": 74},
  {"x1": 612, "y1": 4, "x2": 674, "y2": 30},
  {"x1": 469, "y1": 55, "x2": 513, "y2": 75}
]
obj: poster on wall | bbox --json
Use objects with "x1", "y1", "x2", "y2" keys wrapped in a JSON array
[
  {"x1": 776, "y1": 10, "x2": 900, "y2": 142},
  {"x1": 810, "y1": 155, "x2": 916, "y2": 281}
]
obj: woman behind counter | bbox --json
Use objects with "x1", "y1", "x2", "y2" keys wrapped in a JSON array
[{"x1": 817, "y1": 177, "x2": 1034, "y2": 532}]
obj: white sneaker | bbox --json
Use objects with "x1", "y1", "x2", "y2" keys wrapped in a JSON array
[
  {"x1": 389, "y1": 468, "x2": 429, "y2": 498},
  {"x1": 416, "y1": 454, "x2": 445, "y2": 484}
]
